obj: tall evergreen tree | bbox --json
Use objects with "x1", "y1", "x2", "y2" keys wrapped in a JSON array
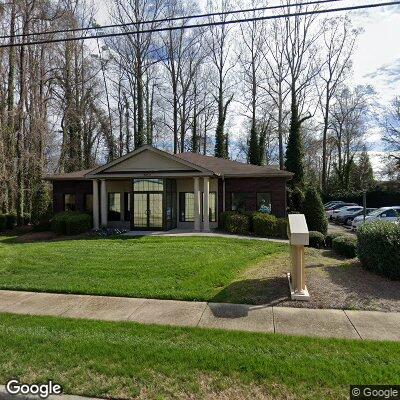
[
  {"x1": 285, "y1": 95, "x2": 305, "y2": 187},
  {"x1": 248, "y1": 125, "x2": 260, "y2": 165}
]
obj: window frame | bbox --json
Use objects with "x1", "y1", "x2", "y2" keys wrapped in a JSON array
[
  {"x1": 108, "y1": 192, "x2": 122, "y2": 221},
  {"x1": 63, "y1": 193, "x2": 76, "y2": 212},
  {"x1": 256, "y1": 192, "x2": 272, "y2": 214},
  {"x1": 231, "y1": 192, "x2": 251, "y2": 212},
  {"x1": 84, "y1": 193, "x2": 93, "y2": 213},
  {"x1": 179, "y1": 192, "x2": 195, "y2": 222},
  {"x1": 179, "y1": 191, "x2": 217, "y2": 223}
]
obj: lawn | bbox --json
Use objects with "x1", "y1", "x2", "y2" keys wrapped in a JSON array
[
  {"x1": 0, "y1": 313, "x2": 399, "y2": 400},
  {"x1": 0, "y1": 235, "x2": 285, "y2": 301}
]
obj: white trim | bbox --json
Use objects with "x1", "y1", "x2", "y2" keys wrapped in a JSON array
[{"x1": 85, "y1": 145, "x2": 215, "y2": 178}]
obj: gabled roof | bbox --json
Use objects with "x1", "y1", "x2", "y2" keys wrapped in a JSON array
[
  {"x1": 45, "y1": 145, "x2": 293, "y2": 180},
  {"x1": 85, "y1": 145, "x2": 213, "y2": 178},
  {"x1": 176, "y1": 152, "x2": 293, "y2": 178}
]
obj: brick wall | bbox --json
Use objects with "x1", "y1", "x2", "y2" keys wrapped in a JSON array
[
  {"x1": 218, "y1": 177, "x2": 288, "y2": 218},
  {"x1": 52, "y1": 180, "x2": 93, "y2": 214}
]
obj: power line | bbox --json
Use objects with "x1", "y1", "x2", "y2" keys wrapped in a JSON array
[
  {"x1": 0, "y1": 0, "x2": 346, "y2": 40},
  {"x1": 0, "y1": 1, "x2": 399, "y2": 49}
]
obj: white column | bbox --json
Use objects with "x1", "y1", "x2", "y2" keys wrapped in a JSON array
[
  {"x1": 193, "y1": 177, "x2": 201, "y2": 231},
  {"x1": 92, "y1": 180, "x2": 99, "y2": 230},
  {"x1": 100, "y1": 179, "x2": 107, "y2": 227},
  {"x1": 203, "y1": 177, "x2": 210, "y2": 232}
]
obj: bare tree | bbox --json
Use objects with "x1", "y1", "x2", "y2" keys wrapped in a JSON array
[
  {"x1": 318, "y1": 16, "x2": 358, "y2": 189},
  {"x1": 206, "y1": 0, "x2": 236, "y2": 158}
]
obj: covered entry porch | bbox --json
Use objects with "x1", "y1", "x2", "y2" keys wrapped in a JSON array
[{"x1": 92, "y1": 176, "x2": 218, "y2": 232}]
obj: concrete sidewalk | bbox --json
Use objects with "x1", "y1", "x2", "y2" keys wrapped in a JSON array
[{"x1": 0, "y1": 290, "x2": 399, "y2": 341}]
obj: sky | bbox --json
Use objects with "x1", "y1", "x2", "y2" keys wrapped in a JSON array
[{"x1": 95, "y1": 0, "x2": 400, "y2": 175}]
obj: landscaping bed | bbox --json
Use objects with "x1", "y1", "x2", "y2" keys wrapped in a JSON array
[
  {"x1": 0, "y1": 313, "x2": 399, "y2": 400},
  {"x1": 214, "y1": 247, "x2": 400, "y2": 312}
]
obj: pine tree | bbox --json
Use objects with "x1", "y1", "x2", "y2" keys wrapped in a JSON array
[
  {"x1": 248, "y1": 125, "x2": 260, "y2": 165},
  {"x1": 285, "y1": 95, "x2": 304, "y2": 187}
]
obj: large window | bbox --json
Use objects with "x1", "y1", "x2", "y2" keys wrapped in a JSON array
[
  {"x1": 108, "y1": 193, "x2": 121, "y2": 221},
  {"x1": 133, "y1": 179, "x2": 164, "y2": 192},
  {"x1": 202, "y1": 192, "x2": 217, "y2": 222},
  {"x1": 179, "y1": 192, "x2": 216, "y2": 222},
  {"x1": 231, "y1": 193, "x2": 250, "y2": 212},
  {"x1": 257, "y1": 193, "x2": 271, "y2": 214},
  {"x1": 84, "y1": 194, "x2": 93, "y2": 213},
  {"x1": 179, "y1": 193, "x2": 194, "y2": 222},
  {"x1": 64, "y1": 194, "x2": 76, "y2": 211}
]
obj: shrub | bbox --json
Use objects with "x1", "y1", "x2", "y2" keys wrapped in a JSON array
[
  {"x1": 5, "y1": 214, "x2": 17, "y2": 230},
  {"x1": 357, "y1": 221, "x2": 400, "y2": 279},
  {"x1": 253, "y1": 213, "x2": 288, "y2": 239},
  {"x1": 309, "y1": 231, "x2": 325, "y2": 249},
  {"x1": 219, "y1": 211, "x2": 251, "y2": 235},
  {"x1": 303, "y1": 187, "x2": 328, "y2": 235},
  {"x1": 325, "y1": 232, "x2": 345, "y2": 248},
  {"x1": 51, "y1": 212, "x2": 92, "y2": 235},
  {"x1": 332, "y1": 235, "x2": 357, "y2": 258},
  {"x1": 0, "y1": 215, "x2": 6, "y2": 231}
]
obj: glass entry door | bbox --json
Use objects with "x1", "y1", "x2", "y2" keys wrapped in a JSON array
[{"x1": 133, "y1": 193, "x2": 163, "y2": 229}]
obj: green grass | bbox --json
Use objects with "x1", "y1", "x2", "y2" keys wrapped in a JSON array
[
  {"x1": 0, "y1": 313, "x2": 399, "y2": 399},
  {"x1": 0, "y1": 236, "x2": 285, "y2": 301}
]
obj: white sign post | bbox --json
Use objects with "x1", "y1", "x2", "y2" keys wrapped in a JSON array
[{"x1": 287, "y1": 214, "x2": 310, "y2": 301}]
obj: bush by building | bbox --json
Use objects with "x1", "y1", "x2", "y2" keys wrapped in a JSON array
[
  {"x1": 357, "y1": 221, "x2": 400, "y2": 280},
  {"x1": 253, "y1": 213, "x2": 288, "y2": 239},
  {"x1": 51, "y1": 212, "x2": 92, "y2": 235},
  {"x1": 219, "y1": 211, "x2": 251, "y2": 235}
]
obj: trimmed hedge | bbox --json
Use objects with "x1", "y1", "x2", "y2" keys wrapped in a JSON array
[
  {"x1": 357, "y1": 221, "x2": 400, "y2": 279},
  {"x1": 309, "y1": 231, "x2": 325, "y2": 249},
  {"x1": 51, "y1": 212, "x2": 92, "y2": 235},
  {"x1": 5, "y1": 214, "x2": 16, "y2": 229},
  {"x1": 219, "y1": 211, "x2": 251, "y2": 235},
  {"x1": 253, "y1": 213, "x2": 288, "y2": 239},
  {"x1": 325, "y1": 232, "x2": 345, "y2": 248},
  {"x1": 0, "y1": 215, "x2": 6, "y2": 231},
  {"x1": 332, "y1": 235, "x2": 357, "y2": 258},
  {"x1": 0, "y1": 214, "x2": 17, "y2": 231}
]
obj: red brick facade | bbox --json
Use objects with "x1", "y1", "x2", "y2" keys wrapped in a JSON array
[
  {"x1": 52, "y1": 180, "x2": 93, "y2": 214},
  {"x1": 218, "y1": 177, "x2": 288, "y2": 218}
]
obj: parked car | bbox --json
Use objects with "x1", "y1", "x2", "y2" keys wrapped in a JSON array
[
  {"x1": 352, "y1": 207, "x2": 400, "y2": 230},
  {"x1": 337, "y1": 208, "x2": 377, "y2": 225},
  {"x1": 326, "y1": 203, "x2": 358, "y2": 220},
  {"x1": 332, "y1": 206, "x2": 364, "y2": 223},
  {"x1": 324, "y1": 201, "x2": 346, "y2": 210}
]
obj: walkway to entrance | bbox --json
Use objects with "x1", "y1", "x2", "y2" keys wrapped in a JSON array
[
  {"x1": 1, "y1": 290, "x2": 399, "y2": 341},
  {"x1": 123, "y1": 229, "x2": 289, "y2": 243}
]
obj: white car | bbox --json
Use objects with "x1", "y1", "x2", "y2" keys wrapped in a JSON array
[
  {"x1": 331, "y1": 206, "x2": 363, "y2": 222},
  {"x1": 352, "y1": 207, "x2": 400, "y2": 230},
  {"x1": 326, "y1": 203, "x2": 358, "y2": 220}
]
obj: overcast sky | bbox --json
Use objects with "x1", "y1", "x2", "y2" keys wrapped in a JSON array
[{"x1": 96, "y1": 0, "x2": 400, "y2": 174}]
